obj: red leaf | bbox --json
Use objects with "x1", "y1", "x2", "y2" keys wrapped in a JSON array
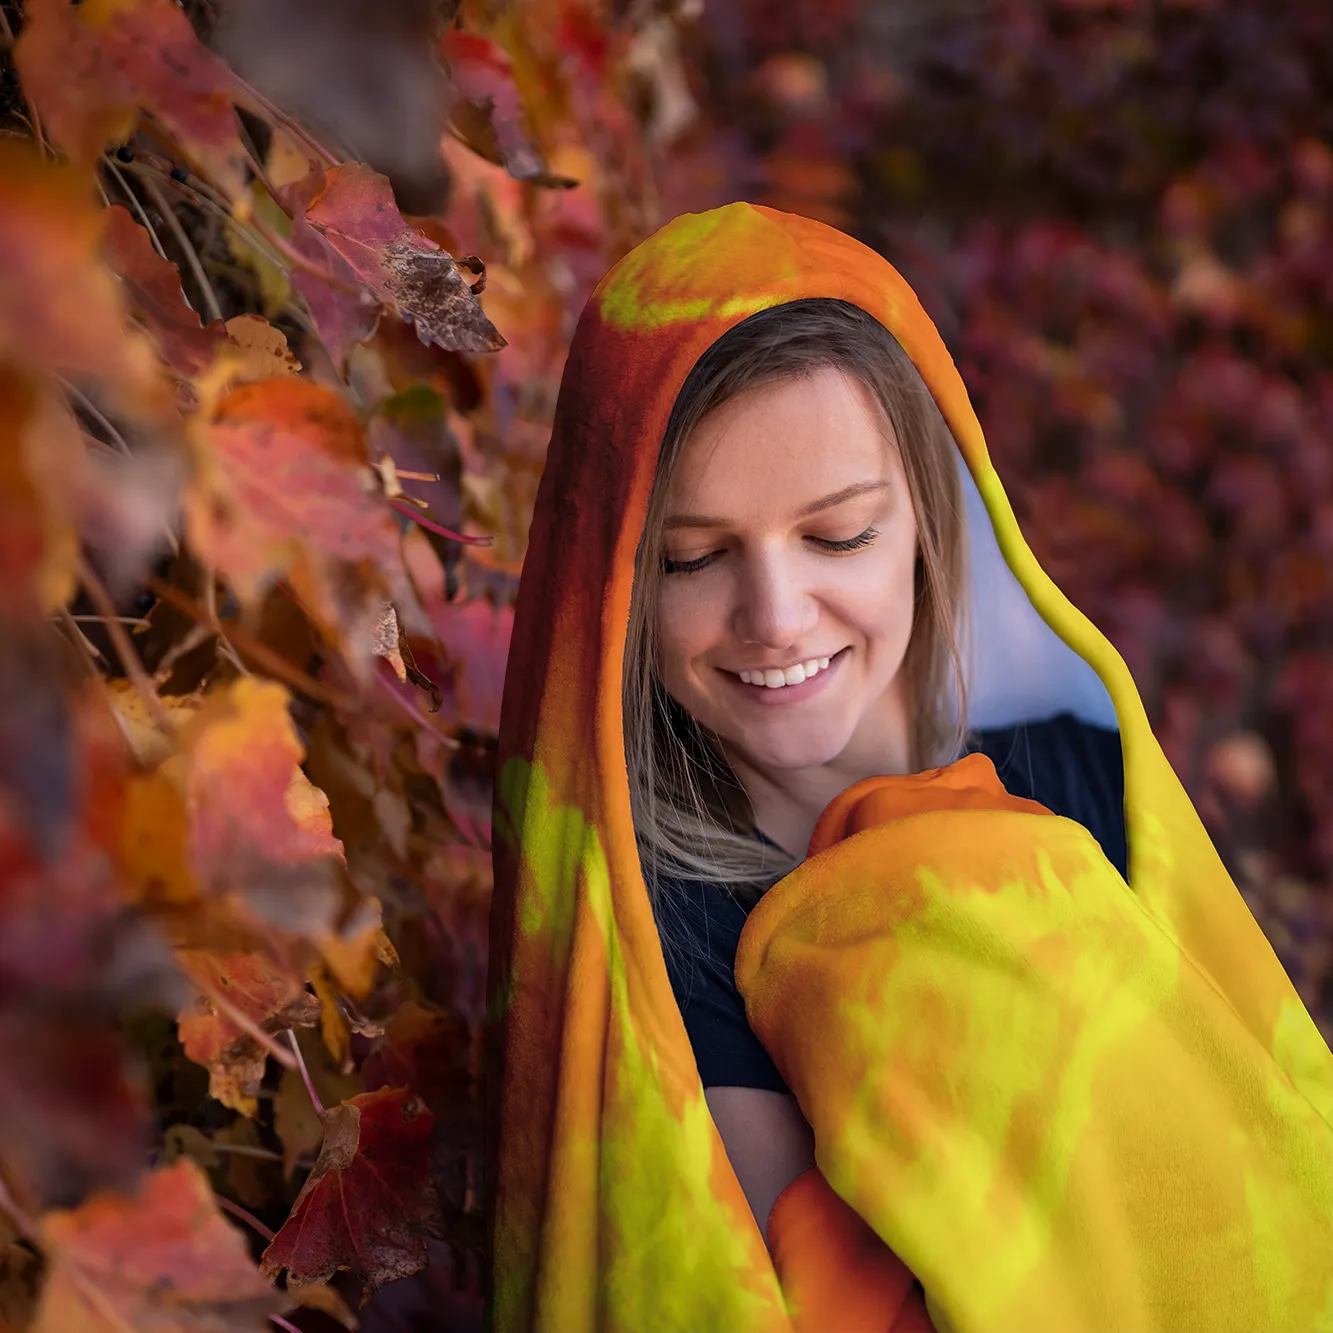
[
  {"x1": 102, "y1": 205, "x2": 226, "y2": 378},
  {"x1": 261, "y1": 1087, "x2": 439, "y2": 1304},
  {"x1": 295, "y1": 164, "x2": 506, "y2": 361},
  {"x1": 441, "y1": 30, "x2": 577, "y2": 189},
  {"x1": 188, "y1": 377, "x2": 413, "y2": 657},
  {"x1": 0, "y1": 141, "x2": 164, "y2": 404},
  {"x1": 17, "y1": 0, "x2": 251, "y2": 197},
  {"x1": 33, "y1": 1159, "x2": 283, "y2": 1333}
]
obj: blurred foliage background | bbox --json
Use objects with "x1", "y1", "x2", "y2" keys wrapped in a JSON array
[{"x1": 0, "y1": 1, "x2": 1329, "y2": 1330}]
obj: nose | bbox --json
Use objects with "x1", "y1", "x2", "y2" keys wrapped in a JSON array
[{"x1": 731, "y1": 547, "x2": 818, "y2": 650}]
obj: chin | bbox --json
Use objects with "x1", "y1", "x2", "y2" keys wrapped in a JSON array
[{"x1": 731, "y1": 728, "x2": 851, "y2": 773}]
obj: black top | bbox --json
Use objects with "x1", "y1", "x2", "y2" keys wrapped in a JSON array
[{"x1": 657, "y1": 712, "x2": 1127, "y2": 1093}]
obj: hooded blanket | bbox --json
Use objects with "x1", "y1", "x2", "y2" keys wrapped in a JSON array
[{"x1": 487, "y1": 203, "x2": 1333, "y2": 1333}]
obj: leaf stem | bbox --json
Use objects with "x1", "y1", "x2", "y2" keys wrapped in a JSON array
[
  {"x1": 195, "y1": 978, "x2": 299, "y2": 1071},
  {"x1": 214, "y1": 1193, "x2": 277, "y2": 1241},
  {"x1": 286, "y1": 1030, "x2": 324, "y2": 1116},
  {"x1": 78, "y1": 557, "x2": 175, "y2": 736},
  {"x1": 270, "y1": 1316, "x2": 303, "y2": 1333},
  {"x1": 390, "y1": 499, "x2": 493, "y2": 546}
]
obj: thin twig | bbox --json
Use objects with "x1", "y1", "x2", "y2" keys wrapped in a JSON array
[
  {"x1": 209, "y1": 1142, "x2": 284, "y2": 1163},
  {"x1": 67, "y1": 613, "x2": 151, "y2": 627},
  {"x1": 60, "y1": 379, "x2": 132, "y2": 457},
  {"x1": 215, "y1": 1194, "x2": 276, "y2": 1242},
  {"x1": 204, "y1": 568, "x2": 251, "y2": 676},
  {"x1": 56, "y1": 607, "x2": 108, "y2": 671},
  {"x1": 271, "y1": 1316, "x2": 303, "y2": 1333},
  {"x1": 286, "y1": 1030, "x2": 325, "y2": 1116},
  {"x1": 103, "y1": 156, "x2": 171, "y2": 260},
  {"x1": 0, "y1": 8, "x2": 46, "y2": 159},
  {"x1": 0, "y1": 1176, "x2": 38, "y2": 1244},
  {"x1": 139, "y1": 172, "x2": 226, "y2": 325},
  {"x1": 78, "y1": 557, "x2": 175, "y2": 735},
  {"x1": 240, "y1": 141, "x2": 282, "y2": 208},
  {"x1": 195, "y1": 978, "x2": 298, "y2": 1070},
  {"x1": 146, "y1": 577, "x2": 359, "y2": 711},
  {"x1": 390, "y1": 499, "x2": 492, "y2": 547},
  {"x1": 229, "y1": 71, "x2": 339, "y2": 168}
]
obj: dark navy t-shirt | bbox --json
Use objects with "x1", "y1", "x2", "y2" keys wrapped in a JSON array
[{"x1": 657, "y1": 712, "x2": 1127, "y2": 1093}]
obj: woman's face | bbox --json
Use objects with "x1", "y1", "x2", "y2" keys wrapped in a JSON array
[{"x1": 654, "y1": 366, "x2": 921, "y2": 776}]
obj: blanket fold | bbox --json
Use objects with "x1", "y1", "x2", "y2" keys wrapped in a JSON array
[{"x1": 738, "y1": 756, "x2": 1333, "y2": 1332}]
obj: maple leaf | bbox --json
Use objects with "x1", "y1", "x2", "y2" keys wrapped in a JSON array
[
  {"x1": 441, "y1": 30, "x2": 578, "y2": 189},
  {"x1": 102, "y1": 205, "x2": 226, "y2": 380},
  {"x1": 186, "y1": 376, "x2": 418, "y2": 667},
  {"x1": 261, "y1": 1087, "x2": 439, "y2": 1305},
  {"x1": 176, "y1": 949, "x2": 320, "y2": 1117},
  {"x1": 33, "y1": 1159, "x2": 283, "y2": 1333},
  {"x1": 16, "y1": 0, "x2": 252, "y2": 199},
  {"x1": 294, "y1": 163, "x2": 506, "y2": 361},
  {"x1": 0, "y1": 142, "x2": 164, "y2": 406}
]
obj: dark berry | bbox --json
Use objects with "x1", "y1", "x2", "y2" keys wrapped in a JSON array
[
  {"x1": 115, "y1": 145, "x2": 134, "y2": 162},
  {"x1": 170, "y1": 166, "x2": 188, "y2": 183}
]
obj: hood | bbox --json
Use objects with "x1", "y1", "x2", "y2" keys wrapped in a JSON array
[{"x1": 486, "y1": 202, "x2": 1311, "y2": 1331}]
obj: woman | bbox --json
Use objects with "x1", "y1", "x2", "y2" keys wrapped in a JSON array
[{"x1": 487, "y1": 203, "x2": 1333, "y2": 1333}]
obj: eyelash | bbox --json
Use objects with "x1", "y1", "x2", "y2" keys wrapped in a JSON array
[{"x1": 662, "y1": 526, "x2": 881, "y2": 575}]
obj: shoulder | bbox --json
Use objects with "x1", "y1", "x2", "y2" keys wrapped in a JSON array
[{"x1": 968, "y1": 712, "x2": 1127, "y2": 880}]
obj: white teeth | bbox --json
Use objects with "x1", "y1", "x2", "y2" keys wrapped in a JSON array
[{"x1": 738, "y1": 655, "x2": 835, "y2": 688}]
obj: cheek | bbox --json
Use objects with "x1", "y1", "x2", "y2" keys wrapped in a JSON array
[{"x1": 654, "y1": 582, "x2": 718, "y2": 680}]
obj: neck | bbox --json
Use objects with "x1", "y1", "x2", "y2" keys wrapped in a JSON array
[{"x1": 724, "y1": 680, "x2": 917, "y2": 860}]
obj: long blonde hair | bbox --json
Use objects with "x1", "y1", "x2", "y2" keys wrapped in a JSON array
[{"x1": 624, "y1": 299, "x2": 970, "y2": 911}]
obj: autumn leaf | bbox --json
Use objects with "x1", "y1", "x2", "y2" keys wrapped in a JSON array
[
  {"x1": 102, "y1": 204, "x2": 226, "y2": 380},
  {"x1": 0, "y1": 141, "x2": 164, "y2": 406},
  {"x1": 295, "y1": 163, "x2": 506, "y2": 358},
  {"x1": 176, "y1": 949, "x2": 319, "y2": 1117},
  {"x1": 219, "y1": 314, "x2": 302, "y2": 384},
  {"x1": 33, "y1": 1159, "x2": 282, "y2": 1333},
  {"x1": 187, "y1": 376, "x2": 417, "y2": 665},
  {"x1": 442, "y1": 29, "x2": 577, "y2": 189},
  {"x1": 261, "y1": 1087, "x2": 439, "y2": 1304},
  {"x1": 17, "y1": 0, "x2": 253, "y2": 198}
]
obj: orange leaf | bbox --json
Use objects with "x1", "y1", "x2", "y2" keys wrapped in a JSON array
[
  {"x1": 33, "y1": 1159, "x2": 282, "y2": 1333},
  {"x1": 296, "y1": 163, "x2": 506, "y2": 359},
  {"x1": 176, "y1": 949, "x2": 320, "y2": 1117},
  {"x1": 0, "y1": 141, "x2": 164, "y2": 406},
  {"x1": 102, "y1": 204, "x2": 226, "y2": 379},
  {"x1": 17, "y1": 0, "x2": 251, "y2": 198},
  {"x1": 261, "y1": 1087, "x2": 439, "y2": 1305},
  {"x1": 187, "y1": 377, "x2": 401, "y2": 617}
]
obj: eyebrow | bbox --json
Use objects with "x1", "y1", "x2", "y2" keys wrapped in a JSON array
[{"x1": 664, "y1": 480, "x2": 891, "y2": 529}]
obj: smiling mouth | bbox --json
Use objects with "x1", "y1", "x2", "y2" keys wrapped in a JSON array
[{"x1": 735, "y1": 652, "x2": 839, "y2": 689}]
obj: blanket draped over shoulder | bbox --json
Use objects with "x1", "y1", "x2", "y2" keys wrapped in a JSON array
[{"x1": 487, "y1": 202, "x2": 1333, "y2": 1333}]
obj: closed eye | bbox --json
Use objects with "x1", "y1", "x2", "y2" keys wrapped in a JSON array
[
  {"x1": 663, "y1": 526, "x2": 880, "y2": 575},
  {"x1": 811, "y1": 525, "x2": 880, "y2": 552}
]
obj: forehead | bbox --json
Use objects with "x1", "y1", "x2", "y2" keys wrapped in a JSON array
[{"x1": 666, "y1": 367, "x2": 900, "y2": 511}]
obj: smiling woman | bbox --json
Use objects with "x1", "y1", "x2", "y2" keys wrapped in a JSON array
[{"x1": 488, "y1": 204, "x2": 1333, "y2": 1333}]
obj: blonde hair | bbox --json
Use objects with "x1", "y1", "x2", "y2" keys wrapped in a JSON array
[{"x1": 625, "y1": 299, "x2": 970, "y2": 912}]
